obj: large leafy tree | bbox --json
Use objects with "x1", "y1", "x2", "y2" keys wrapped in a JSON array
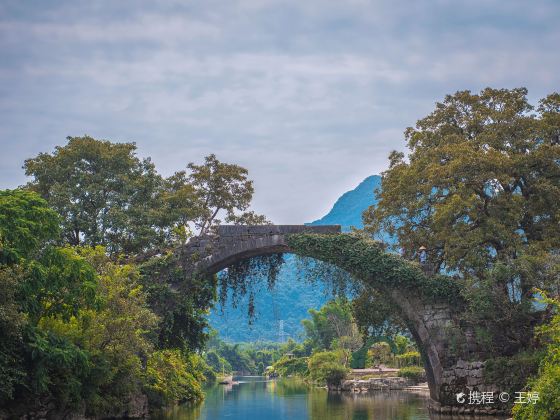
[
  {"x1": 183, "y1": 153, "x2": 268, "y2": 236},
  {"x1": 25, "y1": 139, "x2": 267, "y2": 253},
  {"x1": 24, "y1": 136, "x2": 165, "y2": 255},
  {"x1": 161, "y1": 171, "x2": 205, "y2": 243},
  {"x1": 364, "y1": 88, "x2": 560, "y2": 297},
  {"x1": 23, "y1": 137, "x2": 268, "y2": 358}
]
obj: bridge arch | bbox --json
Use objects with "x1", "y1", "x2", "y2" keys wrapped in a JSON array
[
  {"x1": 195, "y1": 225, "x2": 340, "y2": 275},
  {"x1": 180, "y1": 225, "x2": 507, "y2": 415}
]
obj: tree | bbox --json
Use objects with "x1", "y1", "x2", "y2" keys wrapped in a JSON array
[
  {"x1": 272, "y1": 356, "x2": 308, "y2": 377},
  {"x1": 24, "y1": 139, "x2": 268, "y2": 254},
  {"x1": 215, "y1": 343, "x2": 256, "y2": 374},
  {"x1": 512, "y1": 292, "x2": 560, "y2": 419},
  {"x1": 161, "y1": 171, "x2": 205, "y2": 245},
  {"x1": 352, "y1": 288, "x2": 408, "y2": 338},
  {"x1": 332, "y1": 323, "x2": 363, "y2": 367},
  {"x1": 367, "y1": 342, "x2": 392, "y2": 367},
  {"x1": 364, "y1": 88, "x2": 560, "y2": 297},
  {"x1": 302, "y1": 299, "x2": 354, "y2": 351},
  {"x1": 204, "y1": 350, "x2": 231, "y2": 374},
  {"x1": 0, "y1": 190, "x2": 97, "y2": 325},
  {"x1": 394, "y1": 335, "x2": 415, "y2": 355},
  {"x1": 183, "y1": 154, "x2": 268, "y2": 236},
  {"x1": 361, "y1": 88, "x2": 560, "y2": 383},
  {"x1": 144, "y1": 350, "x2": 205, "y2": 406},
  {"x1": 23, "y1": 140, "x2": 267, "y2": 352},
  {"x1": 24, "y1": 136, "x2": 165, "y2": 255},
  {"x1": 0, "y1": 189, "x2": 60, "y2": 264}
]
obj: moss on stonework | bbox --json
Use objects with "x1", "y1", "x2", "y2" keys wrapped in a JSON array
[{"x1": 286, "y1": 233, "x2": 464, "y2": 305}]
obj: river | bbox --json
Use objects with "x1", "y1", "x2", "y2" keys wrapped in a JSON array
[{"x1": 155, "y1": 376, "x2": 499, "y2": 420}]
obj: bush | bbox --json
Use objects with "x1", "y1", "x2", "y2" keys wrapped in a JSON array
[
  {"x1": 513, "y1": 292, "x2": 560, "y2": 419},
  {"x1": 272, "y1": 356, "x2": 308, "y2": 377},
  {"x1": 204, "y1": 350, "x2": 231, "y2": 375},
  {"x1": 395, "y1": 351, "x2": 421, "y2": 368},
  {"x1": 367, "y1": 341, "x2": 392, "y2": 367},
  {"x1": 321, "y1": 363, "x2": 349, "y2": 387},
  {"x1": 484, "y1": 351, "x2": 541, "y2": 397},
  {"x1": 397, "y1": 366, "x2": 426, "y2": 383},
  {"x1": 308, "y1": 351, "x2": 349, "y2": 387},
  {"x1": 143, "y1": 350, "x2": 204, "y2": 406}
]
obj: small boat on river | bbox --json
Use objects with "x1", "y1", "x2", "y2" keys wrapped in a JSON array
[{"x1": 218, "y1": 375, "x2": 238, "y2": 385}]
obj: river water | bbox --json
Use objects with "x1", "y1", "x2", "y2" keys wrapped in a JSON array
[{"x1": 155, "y1": 376, "x2": 446, "y2": 420}]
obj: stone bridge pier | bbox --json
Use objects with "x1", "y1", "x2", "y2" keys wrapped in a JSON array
[
  {"x1": 177, "y1": 225, "x2": 511, "y2": 416},
  {"x1": 391, "y1": 290, "x2": 505, "y2": 416}
]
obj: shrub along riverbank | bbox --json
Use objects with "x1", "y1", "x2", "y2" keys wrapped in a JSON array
[
  {"x1": 0, "y1": 190, "x2": 212, "y2": 417},
  {"x1": 0, "y1": 138, "x2": 269, "y2": 417},
  {"x1": 265, "y1": 299, "x2": 425, "y2": 390}
]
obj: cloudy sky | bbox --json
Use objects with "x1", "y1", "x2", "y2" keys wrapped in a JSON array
[{"x1": 1, "y1": 0, "x2": 559, "y2": 223}]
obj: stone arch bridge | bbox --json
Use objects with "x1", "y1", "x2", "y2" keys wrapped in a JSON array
[{"x1": 179, "y1": 225, "x2": 507, "y2": 416}]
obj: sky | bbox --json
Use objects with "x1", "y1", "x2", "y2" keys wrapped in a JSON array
[{"x1": 1, "y1": 0, "x2": 559, "y2": 223}]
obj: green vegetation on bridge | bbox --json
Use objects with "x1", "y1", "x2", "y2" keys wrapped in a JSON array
[{"x1": 287, "y1": 232, "x2": 463, "y2": 304}]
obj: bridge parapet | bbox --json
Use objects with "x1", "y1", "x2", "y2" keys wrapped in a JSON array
[
  {"x1": 216, "y1": 224, "x2": 341, "y2": 237},
  {"x1": 183, "y1": 225, "x2": 340, "y2": 275}
]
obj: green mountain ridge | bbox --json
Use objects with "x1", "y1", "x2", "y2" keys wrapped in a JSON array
[
  {"x1": 208, "y1": 175, "x2": 381, "y2": 342},
  {"x1": 309, "y1": 175, "x2": 381, "y2": 230}
]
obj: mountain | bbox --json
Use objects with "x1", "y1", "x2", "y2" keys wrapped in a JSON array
[
  {"x1": 208, "y1": 175, "x2": 381, "y2": 342},
  {"x1": 309, "y1": 175, "x2": 381, "y2": 230}
]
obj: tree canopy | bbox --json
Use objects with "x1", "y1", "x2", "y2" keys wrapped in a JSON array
[
  {"x1": 0, "y1": 189, "x2": 60, "y2": 263},
  {"x1": 24, "y1": 137, "x2": 268, "y2": 257},
  {"x1": 24, "y1": 136, "x2": 165, "y2": 254},
  {"x1": 0, "y1": 189, "x2": 211, "y2": 414},
  {"x1": 184, "y1": 153, "x2": 269, "y2": 236},
  {"x1": 302, "y1": 298, "x2": 354, "y2": 351},
  {"x1": 364, "y1": 88, "x2": 560, "y2": 296},
  {"x1": 2, "y1": 138, "x2": 269, "y2": 415}
]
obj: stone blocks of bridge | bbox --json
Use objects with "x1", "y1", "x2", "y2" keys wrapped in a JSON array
[
  {"x1": 216, "y1": 225, "x2": 341, "y2": 236},
  {"x1": 182, "y1": 224, "x2": 341, "y2": 275}
]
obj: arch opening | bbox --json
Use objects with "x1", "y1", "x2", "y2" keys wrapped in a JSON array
[
  {"x1": 179, "y1": 226, "x2": 506, "y2": 414},
  {"x1": 190, "y1": 227, "x2": 441, "y2": 402}
]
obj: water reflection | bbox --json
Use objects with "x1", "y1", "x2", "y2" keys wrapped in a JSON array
[
  {"x1": 155, "y1": 377, "x2": 506, "y2": 420},
  {"x1": 309, "y1": 389, "x2": 430, "y2": 420}
]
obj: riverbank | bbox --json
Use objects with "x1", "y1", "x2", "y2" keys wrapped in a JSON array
[
  {"x1": 347, "y1": 367, "x2": 400, "y2": 378},
  {"x1": 333, "y1": 377, "x2": 428, "y2": 392},
  {"x1": 0, "y1": 393, "x2": 149, "y2": 420}
]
